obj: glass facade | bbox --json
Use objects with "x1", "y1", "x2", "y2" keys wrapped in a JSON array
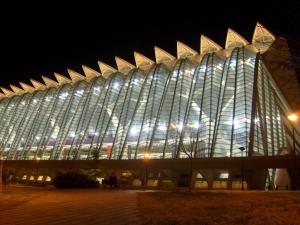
[{"x1": 0, "y1": 46, "x2": 291, "y2": 160}]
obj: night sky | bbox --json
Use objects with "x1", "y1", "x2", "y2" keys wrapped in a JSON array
[{"x1": 1, "y1": 1, "x2": 300, "y2": 89}]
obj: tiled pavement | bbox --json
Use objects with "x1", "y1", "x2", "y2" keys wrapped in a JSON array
[{"x1": 0, "y1": 188, "x2": 143, "y2": 225}]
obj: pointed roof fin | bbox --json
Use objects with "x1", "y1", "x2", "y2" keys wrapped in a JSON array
[
  {"x1": 98, "y1": 61, "x2": 117, "y2": 78},
  {"x1": 0, "y1": 87, "x2": 15, "y2": 97},
  {"x1": 115, "y1": 56, "x2": 135, "y2": 74},
  {"x1": 177, "y1": 41, "x2": 198, "y2": 58},
  {"x1": 82, "y1": 65, "x2": 101, "y2": 79},
  {"x1": 67, "y1": 69, "x2": 86, "y2": 83},
  {"x1": 19, "y1": 82, "x2": 35, "y2": 93},
  {"x1": 10, "y1": 85, "x2": 25, "y2": 95},
  {"x1": 42, "y1": 76, "x2": 58, "y2": 88},
  {"x1": 200, "y1": 35, "x2": 222, "y2": 54},
  {"x1": 133, "y1": 51, "x2": 154, "y2": 68},
  {"x1": 30, "y1": 79, "x2": 46, "y2": 90},
  {"x1": 252, "y1": 22, "x2": 276, "y2": 52},
  {"x1": 225, "y1": 28, "x2": 249, "y2": 49},
  {"x1": 54, "y1": 73, "x2": 71, "y2": 85},
  {"x1": 154, "y1": 46, "x2": 176, "y2": 63}
]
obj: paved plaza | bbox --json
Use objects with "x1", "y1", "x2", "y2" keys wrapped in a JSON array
[{"x1": 0, "y1": 186, "x2": 142, "y2": 225}]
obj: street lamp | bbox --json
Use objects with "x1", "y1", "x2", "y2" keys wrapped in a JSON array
[
  {"x1": 144, "y1": 152, "x2": 150, "y2": 188},
  {"x1": 239, "y1": 147, "x2": 245, "y2": 190},
  {"x1": 36, "y1": 157, "x2": 41, "y2": 184},
  {"x1": 0, "y1": 152, "x2": 3, "y2": 193},
  {"x1": 288, "y1": 113, "x2": 298, "y2": 190}
]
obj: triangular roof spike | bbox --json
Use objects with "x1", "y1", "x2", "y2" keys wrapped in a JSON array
[
  {"x1": 10, "y1": 84, "x2": 25, "y2": 95},
  {"x1": 154, "y1": 46, "x2": 176, "y2": 63},
  {"x1": 225, "y1": 28, "x2": 249, "y2": 49},
  {"x1": 30, "y1": 79, "x2": 46, "y2": 90},
  {"x1": 252, "y1": 22, "x2": 276, "y2": 53},
  {"x1": 133, "y1": 51, "x2": 155, "y2": 68},
  {"x1": 42, "y1": 76, "x2": 58, "y2": 88},
  {"x1": 67, "y1": 69, "x2": 86, "y2": 83},
  {"x1": 177, "y1": 41, "x2": 198, "y2": 58},
  {"x1": 0, "y1": 92, "x2": 6, "y2": 98},
  {"x1": 54, "y1": 72, "x2": 71, "y2": 85},
  {"x1": 252, "y1": 22, "x2": 276, "y2": 43},
  {"x1": 115, "y1": 56, "x2": 135, "y2": 74},
  {"x1": 19, "y1": 82, "x2": 35, "y2": 93},
  {"x1": 82, "y1": 65, "x2": 101, "y2": 79},
  {"x1": 0, "y1": 87, "x2": 15, "y2": 97},
  {"x1": 98, "y1": 61, "x2": 117, "y2": 78},
  {"x1": 200, "y1": 35, "x2": 222, "y2": 54}
]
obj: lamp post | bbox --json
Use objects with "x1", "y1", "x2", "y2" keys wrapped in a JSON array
[
  {"x1": 0, "y1": 152, "x2": 3, "y2": 193},
  {"x1": 288, "y1": 113, "x2": 298, "y2": 190},
  {"x1": 239, "y1": 147, "x2": 245, "y2": 190},
  {"x1": 36, "y1": 157, "x2": 41, "y2": 183},
  {"x1": 144, "y1": 152, "x2": 150, "y2": 188}
]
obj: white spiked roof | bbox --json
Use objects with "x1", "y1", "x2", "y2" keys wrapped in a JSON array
[
  {"x1": 54, "y1": 73, "x2": 71, "y2": 85},
  {"x1": 133, "y1": 51, "x2": 154, "y2": 68},
  {"x1": 154, "y1": 46, "x2": 176, "y2": 63},
  {"x1": 10, "y1": 85, "x2": 25, "y2": 95},
  {"x1": 177, "y1": 41, "x2": 198, "y2": 58},
  {"x1": 252, "y1": 22, "x2": 275, "y2": 43},
  {"x1": 0, "y1": 22, "x2": 277, "y2": 99},
  {"x1": 1, "y1": 87, "x2": 15, "y2": 97},
  {"x1": 19, "y1": 82, "x2": 35, "y2": 93},
  {"x1": 42, "y1": 76, "x2": 58, "y2": 88},
  {"x1": 30, "y1": 79, "x2": 46, "y2": 90},
  {"x1": 252, "y1": 22, "x2": 275, "y2": 52},
  {"x1": 98, "y1": 61, "x2": 117, "y2": 78},
  {"x1": 115, "y1": 56, "x2": 135, "y2": 74},
  {"x1": 225, "y1": 28, "x2": 249, "y2": 49},
  {"x1": 200, "y1": 35, "x2": 222, "y2": 54},
  {"x1": 82, "y1": 65, "x2": 101, "y2": 79},
  {"x1": 67, "y1": 69, "x2": 85, "y2": 83}
]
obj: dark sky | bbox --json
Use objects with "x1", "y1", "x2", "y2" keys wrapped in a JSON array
[{"x1": 1, "y1": 1, "x2": 300, "y2": 89}]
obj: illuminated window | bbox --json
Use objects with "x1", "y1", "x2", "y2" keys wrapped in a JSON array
[{"x1": 219, "y1": 172, "x2": 229, "y2": 179}]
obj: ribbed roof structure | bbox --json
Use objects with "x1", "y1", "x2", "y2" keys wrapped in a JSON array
[{"x1": 0, "y1": 23, "x2": 299, "y2": 160}]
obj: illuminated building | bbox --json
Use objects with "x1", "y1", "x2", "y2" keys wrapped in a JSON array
[{"x1": 1, "y1": 23, "x2": 299, "y2": 189}]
